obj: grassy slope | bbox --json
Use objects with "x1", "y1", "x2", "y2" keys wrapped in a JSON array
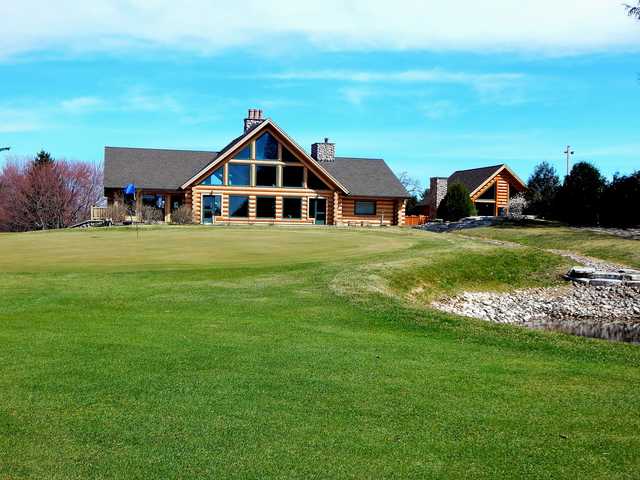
[
  {"x1": 459, "y1": 224, "x2": 640, "y2": 269},
  {"x1": 1, "y1": 227, "x2": 639, "y2": 479}
]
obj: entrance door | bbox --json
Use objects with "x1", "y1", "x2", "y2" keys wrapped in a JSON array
[
  {"x1": 202, "y1": 195, "x2": 222, "y2": 224},
  {"x1": 309, "y1": 198, "x2": 327, "y2": 225}
]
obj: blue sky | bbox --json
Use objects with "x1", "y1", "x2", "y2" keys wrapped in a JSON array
[{"x1": 1, "y1": 1, "x2": 639, "y2": 188}]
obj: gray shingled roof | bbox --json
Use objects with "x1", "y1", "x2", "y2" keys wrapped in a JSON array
[
  {"x1": 323, "y1": 157, "x2": 410, "y2": 198},
  {"x1": 448, "y1": 164, "x2": 504, "y2": 194},
  {"x1": 104, "y1": 147, "x2": 218, "y2": 190},
  {"x1": 104, "y1": 146, "x2": 409, "y2": 198}
]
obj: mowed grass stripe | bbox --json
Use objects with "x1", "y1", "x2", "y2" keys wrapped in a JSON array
[{"x1": 1, "y1": 226, "x2": 639, "y2": 479}]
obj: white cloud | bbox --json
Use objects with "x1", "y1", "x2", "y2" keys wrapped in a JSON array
[
  {"x1": 0, "y1": 107, "x2": 43, "y2": 133},
  {"x1": 1, "y1": 1, "x2": 639, "y2": 59},
  {"x1": 60, "y1": 96, "x2": 104, "y2": 112},
  {"x1": 420, "y1": 100, "x2": 461, "y2": 119}
]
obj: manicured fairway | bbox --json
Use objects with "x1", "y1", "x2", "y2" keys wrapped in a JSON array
[{"x1": 1, "y1": 226, "x2": 639, "y2": 479}]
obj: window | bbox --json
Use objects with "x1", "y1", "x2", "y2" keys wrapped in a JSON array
[
  {"x1": 282, "y1": 147, "x2": 300, "y2": 163},
  {"x1": 282, "y1": 166, "x2": 304, "y2": 188},
  {"x1": 282, "y1": 197, "x2": 302, "y2": 219},
  {"x1": 142, "y1": 194, "x2": 165, "y2": 210},
  {"x1": 256, "y1": 165, "x2": 277, "y2": 187},
  {"x1": 256, "y1": 196, "x2": 276, "y2": 218},
  {"x1": 354, "y1": 200, "x2": 376, "y2": 216},
  {"x1": 255, "y1": 132, "x2": 279, "y2": 160},
  {"x1": 307, "y1": 170, "x2": 330, "y2": 190},
  {"x1": 228, "y1": 164, "x2": 251, "y2": 186},
  {"x1": 234, "y1": 145, "x2": 251, "y2": 160},
  {"x1": 229, "y1": 196, "x2": 249, "y2": 217},
  {"x1": 477, "y1": 183, "x2": 496, "y2": 201},
  {"x1": 201, "y1": 166, "x2": 224, "y2": 186}
]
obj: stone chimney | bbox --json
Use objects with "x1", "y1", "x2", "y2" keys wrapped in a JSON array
[
  {"x1": 311, "y1": 137, "x2": 335, "y2": 162},
  {"x1": 244, "y1": 108, "x2": 265, "y2": 132},
  {"x1": 429, "y1": 177, "x2": 448, "y2": 216}
]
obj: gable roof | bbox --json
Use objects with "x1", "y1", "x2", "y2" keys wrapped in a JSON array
[
  {"x1": 180, "y1": 119, "x2": 348, "y2": 193},
  {"x1": 323, "y1": 158, "x2": 410, "y2": 198},
  {"x1": 104, "y1": 147, "x2": 218, "y2": 190},
  {"x1": 448, "y1": 164, "x2": 504, "y2": 194}
]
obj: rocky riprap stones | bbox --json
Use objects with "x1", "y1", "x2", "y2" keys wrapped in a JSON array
[
  {"x1": 564, "y1": 266, "x2": 640, "y2": 287},
  {"x1": 432, "y1": 278, "x2": 640, "y2": 343}
]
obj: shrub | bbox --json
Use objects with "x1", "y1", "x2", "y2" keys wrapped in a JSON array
[
  {"x1": 138, "y1": 205, "x2": 163, "y2": 224},
  {"x1": 437, "y1": 182, "x2": 476, "y2": 221},
  {"x1": 171, "y1": 205, "x2": 194, "y2": 224},
  {"x1": 105, "y1": 202, "x2": 128, "y2": 223},
  {"x1": 508, "y1": 193, "x2": 528, "y2": 218},
  {"x1": 557, "y1": 162, "x2": 606, "y2": 226},
  {"x1": 601, "y1": 171, "x2": 640, "y2": 228}
]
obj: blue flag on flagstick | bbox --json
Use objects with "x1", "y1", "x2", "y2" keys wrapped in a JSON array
[{"x1": 124, "y1": 183, "x2": 136, "y2": 195}]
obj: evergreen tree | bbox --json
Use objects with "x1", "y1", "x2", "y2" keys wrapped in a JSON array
[
  {"x1": 525, "y1": 161, "x2": 561, "y2": 219},
  {"x1": 437, "y1": 182, "x2": 476, "y2": 221},
  {"x1": 601, "y1": 171, "x2": 640, "y2": 227},
  {"x1": 34, "y1": 150, "x2": 54, "y2": 167},
  {"x1": 558, "y1": 162, "x2": 607, "y2": 226}
]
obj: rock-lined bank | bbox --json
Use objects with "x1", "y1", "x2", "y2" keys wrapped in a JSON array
[{"x1": 433, "y1": 283, "x2": 640, "y2": 343}]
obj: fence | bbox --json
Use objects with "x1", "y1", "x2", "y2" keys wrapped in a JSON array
[
  {"x1": 91, "y1": 206, "x2": 108, "y2": 221},
  {"x1": 404, "y1": 215, "x2": 428, "y2": 226}
]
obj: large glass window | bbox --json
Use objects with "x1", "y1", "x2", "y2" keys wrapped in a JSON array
[
  {"x1": 202, "y1": 195, "x2": 221, "y2": 224},
  {"x1": 354, "y1": 200, "x2": 376, "y2": 216},
  {"x1": 255, "y1": 132, "x2": 279, "y2": 160},
  {"x1": 282, "y1": 166, "x2": 304, "y2": 188},
  {"x1": 307, "y1": 170, "x2": 330, "y2": 190},
  {"x1": 256, "y1": 165, "x2": 277, "y2": 187},
  {"x1": 234, "y1": 145, "x2": 251, "y2": 160},
  {"x1": 478, "y1": 183, "x2": 496, "y2": 200},
  {"x1": 256, "y1": 196, "x2": 276, "y2": 218},
  {"x1": 282, "y1": 147, "x2": 300, "y2": 163},
  {"x1": 200, "y1": 166, "x2": 224, "y2": 186},
  {"x1": 282, "y1": 197, "x2": 302, "y2": 219},
  {"x1": 228, "y1": 164, "x2": 251, "y2": 186},
  {"x1": 229, "y1": 196, "x2": 249, "y2": 217}
]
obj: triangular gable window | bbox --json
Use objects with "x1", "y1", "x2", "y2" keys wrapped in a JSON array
[
  {"x1": 255, "y1": 132, "x2": 278, "y2": 160},
  {"x1": 282, "y1": 146, "x2": 301, "y2": 163},
  {"x1": 478, "y1": 183, "x2": 496, "y2": 200},
  {"x1": 200, "y1": 166, "x2": 224, "y2": 186},
  {"x1": 307, "y1": 171, "x2": 330, "y2": 190},
  {"x1": 234, "y1": 145, "x2": 251, "y2": 160}
]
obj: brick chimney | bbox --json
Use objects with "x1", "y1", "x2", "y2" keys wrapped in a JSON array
[
  {"x1": 429, "y1": 177, "x2": 448, "y2": 216},
  {"x1": 311, "y1": 137, "x2": 335, "y2": 162},
  {"x1": 244, "y1": 108, "x2": 265, "y2": 132}
]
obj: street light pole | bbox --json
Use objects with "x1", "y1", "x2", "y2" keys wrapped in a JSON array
[
  {"x1": 564, "y1": 145, "x2": 574, "y2": 176},
  {"x1": 0, "y1": 147, "x2": 10, "y2": 153}
]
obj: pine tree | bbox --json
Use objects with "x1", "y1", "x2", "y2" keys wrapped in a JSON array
[
  {"x1": 558, "y1": 162, "x2": 607, "y2": 226},
  {"x1": 34, "y1": 150, "x2": 54, "y2": 167},
  {"x1": 437, "y1": 182, "x2": 476, "y2": 221},
  {"x1": 525, "y1": 161, "x2": 561, "y2": 219}
]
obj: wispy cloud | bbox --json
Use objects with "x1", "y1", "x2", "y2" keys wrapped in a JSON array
[
  {"x1": 0, "y1": 107, "x2": 43, "y2": 133},
  {"x1": 60, "y1": 96, "x2": 104, "y2": 113},
  {"x1": 1, "y1": 1, "x2": 639, "y2": 60},
  {"x1": 420, "y1": 100, "x2": 461, "y2": 120},
  {"x1": 266, "y1": 68, "x2": 528, "y2": 107}
]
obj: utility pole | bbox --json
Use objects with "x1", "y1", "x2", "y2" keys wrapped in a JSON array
[{"x1": 564, "y1": 145, "x2": 574, "y2": 176}]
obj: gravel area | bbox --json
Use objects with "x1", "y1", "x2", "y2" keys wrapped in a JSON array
[{"x1": 433, "y1": 284, "x2": 640, "y2": 343}]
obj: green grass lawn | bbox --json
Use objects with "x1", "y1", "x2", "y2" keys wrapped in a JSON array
[
  {"x1": 1, "y1": 226, "x2": 639, "y2": 479},
  {"x1": 458, "y1": 224, "x2": 640, "y2": 269}
]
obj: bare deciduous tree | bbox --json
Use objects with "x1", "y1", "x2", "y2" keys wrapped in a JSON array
[
  {"x1": 0, "y1": 154, "x2": 103, "y2": 231},
  {"x1": 626, "y1": 2, "x2": 640, "y2": 19}
]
